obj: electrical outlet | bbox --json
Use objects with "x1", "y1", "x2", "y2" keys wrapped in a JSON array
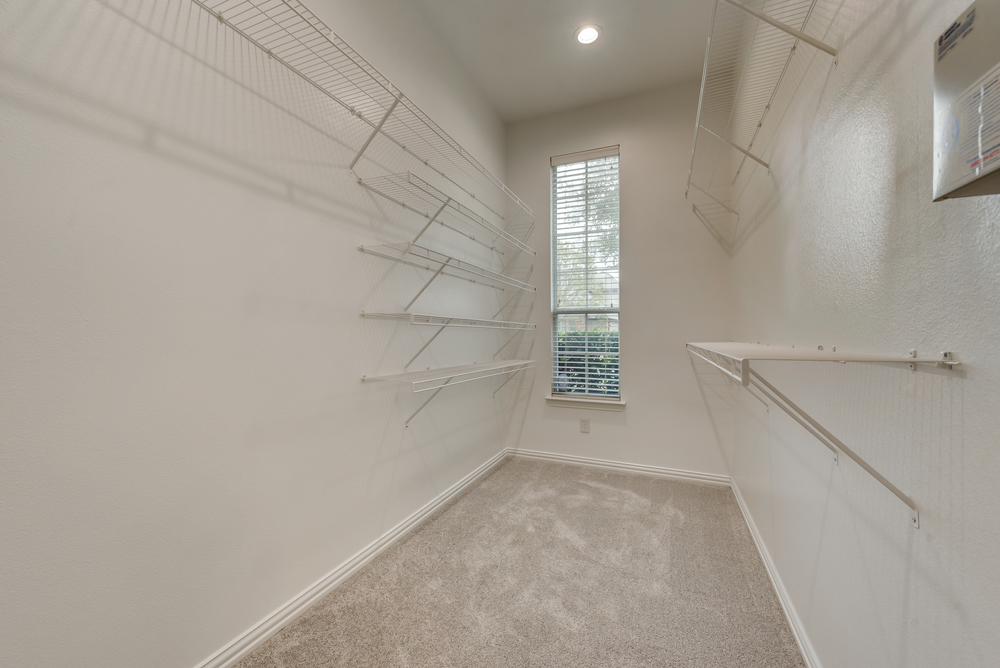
[{"x1": 580, "y1": 418, "x2": 590, "y2": 433}]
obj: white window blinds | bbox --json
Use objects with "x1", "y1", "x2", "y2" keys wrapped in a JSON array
[{"x1": 551, "y1": 147, "x2": 620, "y2": 398}]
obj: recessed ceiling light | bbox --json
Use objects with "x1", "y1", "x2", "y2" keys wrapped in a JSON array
[{"x1": 575, "y1": 24, "x2": 601, "y2": 45}]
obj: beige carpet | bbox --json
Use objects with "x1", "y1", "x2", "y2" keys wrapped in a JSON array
[{"x1": 237, "y1": 457, "x2": 806, "y2": 667}]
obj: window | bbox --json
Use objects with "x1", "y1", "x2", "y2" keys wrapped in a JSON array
[{"x1": 551, "y1": 146, "x2": 620, "y2": 398}]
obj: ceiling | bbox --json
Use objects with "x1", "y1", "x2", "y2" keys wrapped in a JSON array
[{"x1": 409, "y1": 0, "x2": 714, "y2": 123}]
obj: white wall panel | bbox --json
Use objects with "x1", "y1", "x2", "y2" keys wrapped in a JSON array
[
  {"x1": 718, "y1": 0, "x2": 1000, "y2": 665},
  {"x1": 0, "y1": 1, "x2": 513, "y2": 666}
]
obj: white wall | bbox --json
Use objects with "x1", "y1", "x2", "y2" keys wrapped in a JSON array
[
  {"x1": 503, "y1": 84, "x2": 734, "y2": 474},
  {"x1": 704, "y1": 0, "x2": 1000, "y2": 666},
  {"x1": 0, "y1": 1, "x2": 520, "y2": 666}
]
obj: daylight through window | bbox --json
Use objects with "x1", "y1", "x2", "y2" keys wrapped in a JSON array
[{"x1": 551, "y1": 146, "x2": 620, "y2": 398}]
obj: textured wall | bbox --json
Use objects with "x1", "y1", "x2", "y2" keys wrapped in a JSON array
[
  {"x1": 0, "y1": 1, "x2": 521, "y2": 666},
  {"x1": 709, "y1": 0, "x2": 1000, "y2": 666},
  {"x1": 504, "y1": 85, "x2": 734, "y2": 474}
]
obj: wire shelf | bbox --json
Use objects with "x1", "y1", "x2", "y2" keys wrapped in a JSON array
[
  {"x1": 688, "y1": 342, "x2": 959, "y2": 528},
  {"x1": 362, "y1": 312, "x2": 535, "y2": 330},
  {"x1": 359, "y1": 172, "x2": 536, "y2": 257},
  {"x1": 362, "y1": 360, "x2": 536, "y2": 393},
  {"x1": 686, "y1": 0, "x2": 834, "y2": 250},
  {"x1": 195, "y1": 0, "x2": 533, "y2": 225},
  {"x1": 359, "y1": 242, "x2": 536, "y2": 293}
]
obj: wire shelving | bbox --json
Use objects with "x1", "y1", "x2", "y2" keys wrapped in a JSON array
[
  {"x1": 359, "y1": 242, "x2": 536, "y2": 296},
  {"x1": 688, "y1": 342, "x2": 960, "y2": 528},
  {"x1": 363, "y1": 360, "x2": 536, "y2": 425},
  {"x1": 195, "y1": 0, "x2": 533, "y2": 226},
  {"x1": 194, "y1": 0, "x2": 538, "y2": 424},
  {"x1": 359, "y1": 172, "x2": 535, "y2": 257},
  {"x1": 685, "y1": 0, "x2": 837, "y2": 252},
  {"x1": 362, "y1": 312, "x2": 535, "y2": 331}
]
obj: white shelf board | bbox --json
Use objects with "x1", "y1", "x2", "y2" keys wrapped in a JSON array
[
  {"x1": 363, "y1": 360, "x2": 535, "y2": 393},
  {"x1": 687, "y1": 342, "x2": 958, "y2": 386},
  {"x1": 362, "y1": 312, "x2": 535, "y2": 330}
]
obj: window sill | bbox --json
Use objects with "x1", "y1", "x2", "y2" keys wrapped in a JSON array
[{"x1": 545, "y1": 395, "x2": 626, "y2": 412}]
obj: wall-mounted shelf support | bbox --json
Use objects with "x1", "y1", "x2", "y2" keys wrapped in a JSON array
[
  {"x1": 206, "y1": 0, "x2": 539, "y2": 427},
  {"x1": 700, "y1": 125, "x2": 770, "y2": 170},
  {"x1": 196, "y1": 0, "x2": 534, "y2": 225},
  {"x1": 364, "y1": 313, "x2": 536, "y2": 369},
  {"x1": 500, "y1": 235, "x2": 530, "y2": 275},
  {"x1": 363, "y1": 360, "x2": 536, "y2": 424},
  {"x1": 359, "y1": 173, "x2": 535, "y2": 256},
  {"x1": 493, "y1": 303, "x2": 534, "y2": 358},
  {"x1": 719, "y1": 0, "x2": 837, "y2": 57},
  {"x1": 685, "y1": 0, "x2": 838, "y2": 251},
  {"x1": 687, "y1": 342, "x2": 961, "y2": 528},
  {"x1": 687, "y1": 342, "x2": 957, "y2": 387},
  {"x1": 493, "y1": 367, "x2": 527, "y2": 396},
  {"x1": 349, "y1": 96, "x2": 400, "y2": 173},
  {"x1": 692, "y1": 205, "x2": 734, "y2": 255},
  {"x1": 363, "y1": 360, "x2": 536, "y2": 392},
  {"x1": 406, "y1": 258, "x2": 450, "y2": 311},
  {"x1": 404, "y1": 322, "x2": 449, "y2": 371},
  {"x1": 361, "y1": 312, "x2": 535, "y2": 330},
  {"x1": 494, "y1": 266, "x2": 535, "y2": 321},
  {"x1": 360, "y1": 243, "x2": 536, "y2": 308},
  {"x1": 405, "y1": 378, "x2": 452, "y2": 425},
  {"x1": 412, "y1": 199, "x2": 451, "y2": 245},
  {"x1": 690, "y1": 183, "x2": 741, "y2": 218}
]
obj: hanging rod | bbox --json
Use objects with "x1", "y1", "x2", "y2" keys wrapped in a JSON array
[
  {"x1": 687, "y1": 342, "x2": 961, "y2": 528},
  {"x1": 359, "y1": 173, "x2": 536, "y2": 256},
  {"x1": 359, "y1": 243, "x2": 536, "y2": 293},
  {"x1": 193, "y1": 0, "x2": 533, "y2": 224},
  {"x1": 362, "y1": 312, "x2": 535, "y2": 330}
]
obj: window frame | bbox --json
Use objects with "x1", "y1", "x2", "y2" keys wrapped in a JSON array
[{"x1": 549, "y1": 145, "x2": 621, "y2": 401}]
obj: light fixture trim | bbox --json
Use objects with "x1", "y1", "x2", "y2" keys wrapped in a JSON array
[{"x1": 575, "y1": 24, "x2": 602, "y2": 45}]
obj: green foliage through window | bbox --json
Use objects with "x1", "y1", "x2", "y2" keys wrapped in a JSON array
[{"x1": 554, "y1": 330, "x2": 620, "y2": 396}]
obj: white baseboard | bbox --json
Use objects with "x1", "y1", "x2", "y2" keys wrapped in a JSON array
[
  {"x1": 194, "y1": 448, "x2": 511, "y2": 668},
  {"x1": 730, "y1": 481, "x2": 822, "y2": 668},
  {"x1": 508, "y1": 448, "x2": 732, "y2": 487}
]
